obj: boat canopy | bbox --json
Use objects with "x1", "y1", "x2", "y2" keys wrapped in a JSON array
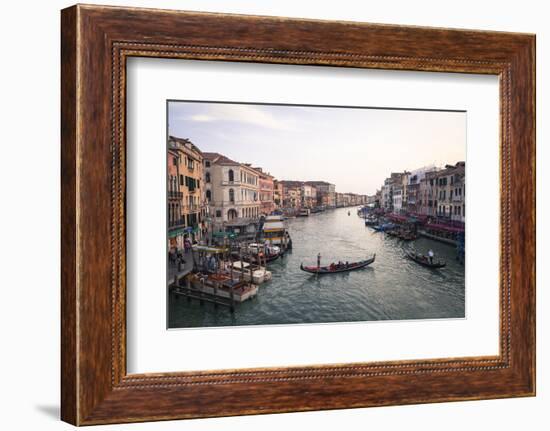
[
  {"x1": 192, "y1": 245, "x2": 228, "y2": 253},
  {"x1": 263, "y1": 221, "x2": 285, "y2": 230},
  {"x1": 426, "y1": 223, "x2": 465, "y2": 233}
]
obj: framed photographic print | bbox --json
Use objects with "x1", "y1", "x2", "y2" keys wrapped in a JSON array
[{"x1": 61, "y1": 4, "x2": 536, "y2": 425}]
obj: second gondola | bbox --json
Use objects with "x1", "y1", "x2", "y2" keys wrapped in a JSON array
[
  {"x1": 406, "y1": 251, "x2": 446, "y2": 268},
  {"x1": 300, "y1": 254, "x2": 376, "y2": 274}
]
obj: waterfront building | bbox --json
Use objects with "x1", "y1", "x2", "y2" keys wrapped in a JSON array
[
  {"x1": 382, "y1": 171, "x2": 409, "y2": 214},
  {"x1": 301, "y1": 184, "x2": 317, "y2": 209},
  {"x1": 253, "y1": 167, "x2": 275, "y2": 215},
  {"x1": 449, "y1": 163, "x2": 466, "y2": 223},
  {"x1": 167, "y1": 147, "x2": 184, "y2": 250},
  {"x1": 203, "y1": 153, "x2": 261, "y2": 234},
  {"x1": 434, "y1": 162, "x2": 465, "y2": 222},
  {"x1": 374, "y1": 190, "x2": 382, "y2": 208},
  {"x1": 392, "y1": 188, "x2": 404, "y2": 213},
  {"x1": 419, "y1": 170, "x2": 440, "y2": 217},
  {"x1": 335, "y1": 192, "x2": 344, "y2": 207},
  {"x1": 305, "y1": 181, "x2": 336, "y2": 208},
  {"x1": 407, "y1": 166, "x2": 438, "y2": 214},
  {"x1": 280, "y1": 180, "x2": 303, "y2": 209},
  {"x1": 273, "y1": 180, "x2": 284, "y2": 210},
  {"x1": 168, "y1": 136, "x2": 205, "y2": 245},
  {"x1": 381, "y1": 178, "x2": 393, "y2": 211}
]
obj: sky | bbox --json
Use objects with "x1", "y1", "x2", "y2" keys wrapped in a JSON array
[{"x1": 168, "y1": 101, "x2": 466, "y2": 196}]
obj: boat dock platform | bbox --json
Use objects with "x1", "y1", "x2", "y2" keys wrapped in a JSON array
[{"x1": 169, "y1": 272, "x2": 258, "y2": 312}]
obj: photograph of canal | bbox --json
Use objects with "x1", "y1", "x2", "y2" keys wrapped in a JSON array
[{"x1": 166, "y1": 101, "x2": 466, "y2": 328}]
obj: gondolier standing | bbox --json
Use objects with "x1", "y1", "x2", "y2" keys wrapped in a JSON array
[
  {"x1": 428, "y1": 249, "x2": 434, "y2": 264},
  {"x1": 317, "y1": 252, "x2": 321, "y2": 269}
]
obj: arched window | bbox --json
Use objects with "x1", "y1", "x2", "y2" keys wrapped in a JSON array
[
  {"x1": 229, "y1": 188, "x2": 234, "y2": 203},
  {"x1": 205, "y1": 172, "x2": 210, "y2": 183},
  {"x1": 206, "y1": 190, "x2": 211, "y2": 202},
  {"x1": 228, "y1": 209, "x2": 238, "y2": 220},
  {"x1": 228, "y1": 169, "x2": 234, "y2": 182}
]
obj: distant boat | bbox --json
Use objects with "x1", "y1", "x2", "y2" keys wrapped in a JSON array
[
  {"x1": 300, "y1": 254, "x2": 375, "y2": 274},
  {"x1": 406, "y1": 251, "x2": 446, "y2": 268},
  {"x1": 364, "y1": 215, "x2": 378, "y2": 226},
  {"x1": 297, "y1": 208, "x2": 310, "y2": 217},
  {"x1": 372, "y1": 223, "x2": 396, "y2": 232}
]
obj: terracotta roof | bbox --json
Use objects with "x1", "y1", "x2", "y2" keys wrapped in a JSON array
[
  {"x1": 202, "y1": 152, "x2": 239, "y2": 166},
  {"x1": 279, "y1": 180, "x2": 304, "y2": 187},
  {"x1": 168, "y1": 135, "x2": 203, "y2": 156},
  {"x1": 304, "y1": 181, "x2": 334, "y2": 186}
]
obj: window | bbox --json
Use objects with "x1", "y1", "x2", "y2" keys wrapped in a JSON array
[
  {"x1": 179, "y1": 175, "x2": 184, "y2": 186},
  {"x1": 229, "y1": 188, "x2": 234, "y2": 203},
  {"x1": 206, "y1": 190, "x2": 211, "y2": 202},
  {"x1": 228, "y1": 169, "x2": 234, "y2": 182},
  {"x1": 172, "y1": 157, "x2": 177, "y2": 166},
  {"x1": 205, "y1": 172, "x2": 210, "y2": 183},
  {"x1": 205, "y1": 160, "x2": 210, "y2": 167},
  {"x1": 186, "y1": 176, "x2": 196, "y2": 191},
  {"x1": 215, "y1": 210, "x2": 221, "y2": 218}
]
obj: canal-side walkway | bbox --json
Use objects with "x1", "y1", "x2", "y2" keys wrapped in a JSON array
[{"x1": 168, "y1": 253, "x2": 194, "y2": 284}]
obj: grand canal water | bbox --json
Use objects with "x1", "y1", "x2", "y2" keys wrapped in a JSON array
[{"x1": 168, "y1": 207, "x2": 465, "y2": 328}]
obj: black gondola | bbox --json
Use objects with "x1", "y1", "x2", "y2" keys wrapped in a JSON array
[
  {"x1": 406, "y1": 251, "x2": 446, "y2": 268},
  {"x1": 300, "y1": 254, "x2": 375, "y2": 274}
]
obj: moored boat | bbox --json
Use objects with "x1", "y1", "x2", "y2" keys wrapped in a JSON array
[
  {"x1": 364, "y1": 215, "x2": 378, "y2": 226},
  {"x1": 406, "y1": 251, "x2": 446, "y2": 268},
  {"x1": 372, "y1": 222, "x2": 396, "y2": 232},
  {"x1": 227, "y1": 261, "x2": 272, "y2": 284},
  {"x1": 232, "y1": 242, "x2": 281, "y2": 264},
  {"x1": 297, "y1": 208, "x2": 310, "y2": 217},
  {"x1": 262, "y1": 215, "x2": 291, "y2": 249},
  {"x1": 300, "y1": 254, "x2": 376, "y2": 274}
]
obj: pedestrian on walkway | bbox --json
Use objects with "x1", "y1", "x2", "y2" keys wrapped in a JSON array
[{"x1": 184, "y1": 237, "x2": 191, "y2": 254}]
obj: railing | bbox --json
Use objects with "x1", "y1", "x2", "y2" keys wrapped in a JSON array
[
  {"x1": 168, "y1": 218, "x2": 186, "y2": 228},
  {"x1": 221, "y1": 180, "x2": 241, "y2": 186},
  {"x1": 184, "y1": 204, "x2": 201, "y2": 212},
  {"x1": 168, "y1": 191, "x2": 183, "y2": 199},
  {"x1": 452, "y1": 195, "x2": 463, "y2": 202}
]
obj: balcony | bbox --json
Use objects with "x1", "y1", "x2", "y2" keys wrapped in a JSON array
[
  {"x1": 184, "y1": 204, "x2": 201, "y2": 213},
  {"x1": 452, "y1": 195, "x2": 463, "y2": 202},
  {"x1": 168, "y1": 218, "x2": 186, "y2": 228},
  {"x1": 168, "y1": 191, "x2": 183, "y2": 199},
  {"x1": 221, "y1": 180, "x2": 241, "y2": 186}
]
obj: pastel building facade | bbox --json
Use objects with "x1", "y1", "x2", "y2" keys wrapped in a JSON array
[
  {"x1": 203, "y1": 153, "x2": 261, "y2": 228},
  {"x1": 168, "y1": 136, "x2": 205, "y2": 247}
]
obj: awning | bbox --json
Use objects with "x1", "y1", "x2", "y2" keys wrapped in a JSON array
[{"x1": 168, "y1": 226, "x2": 199, "y2": 238}]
